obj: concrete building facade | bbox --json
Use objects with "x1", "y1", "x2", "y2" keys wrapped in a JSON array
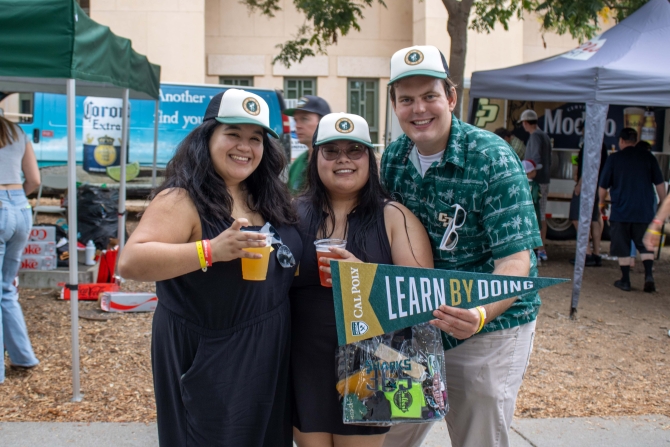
[{"x1": 90, "y1": 0, "x2": 596, "y2": 144}]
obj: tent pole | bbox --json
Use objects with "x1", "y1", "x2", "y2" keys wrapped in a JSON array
[
  {"x1": 152, "y1": 100, "x2": 159, "y2": 188},
  {"x1": 570, "y1": 101, "x2": 609, "y2": 318},
  {"x1": 66, "y1": 78, "x2": 82, "y2": 402},
  {"x1": 117, "y1": 89, "x2": 129, "y2": 257}
]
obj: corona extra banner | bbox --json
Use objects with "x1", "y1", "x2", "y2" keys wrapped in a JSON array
[{"x1": 331, "y1": 261, "x2": 567, "y2": 346}]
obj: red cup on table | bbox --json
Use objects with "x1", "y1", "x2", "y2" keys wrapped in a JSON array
[{"x1": 314, "y1": 238, "x2": 347, "y2": 288}]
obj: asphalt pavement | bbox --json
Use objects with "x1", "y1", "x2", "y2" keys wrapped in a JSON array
[{"x1": 1, "y1": 415, "x2": 668, "y2": 446}]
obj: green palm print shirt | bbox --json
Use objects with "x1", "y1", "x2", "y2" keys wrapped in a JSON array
[{"x1": 381, "y1": 116, "x2": 543, "y2": 350}]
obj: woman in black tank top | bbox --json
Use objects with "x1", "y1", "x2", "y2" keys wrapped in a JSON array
[
  {"x1": 290, "y1": 113, "x2": 433, "y2": 447},
  {"x1": 118, "y1": 90, "x2": 301, "y2": 447}
]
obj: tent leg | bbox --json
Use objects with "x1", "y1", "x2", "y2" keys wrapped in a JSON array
[
  {"x1": 570, "y1": 101, "x2": 609, "y2": 316},
  {"x1": 152, "y1": 100, "x2": 159, "y2": 188},
  {"x1": 67, "y1": 79, "x2": 82, "y2": 402},
  {"x1": 117, "y1": 89, "x2": 129, "y2": 260}
]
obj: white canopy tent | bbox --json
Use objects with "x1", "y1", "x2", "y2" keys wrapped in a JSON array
[{"x1": 469, "y1": 0, "x2": 670, "y2": 316}]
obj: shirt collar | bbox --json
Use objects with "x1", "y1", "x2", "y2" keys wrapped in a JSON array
[{"x1": 406, "y1": 114, "x2": 466, "y2": 170}]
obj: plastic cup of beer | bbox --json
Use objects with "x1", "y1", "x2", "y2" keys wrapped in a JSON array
[
  {"x1": 241, "y1": 232, "x2": 272, "y2": 281},
  {"x1": 314, "y1": 238, "x2": 347, "y2": 288}
]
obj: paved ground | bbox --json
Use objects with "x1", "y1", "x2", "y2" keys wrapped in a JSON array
[{"x1": 1, "y1": 415, "x2": 668, "y2": 446}]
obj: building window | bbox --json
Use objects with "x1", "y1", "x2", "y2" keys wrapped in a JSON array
[
  {"x1": 77, "y1": 0, "x2": 90, "y2": 15},
  {"x1": 284, "y1": 78, "x2": 316, "y2": 100},
  {"x1": 219, "y1": 77, "x2": 254, "y2": 87},
  {"x1": 348, "y1": 79, "x2": 379, "y2": 144},
  {"x1": 0, "y1": 93, "x2": 33, "y2": 124}
]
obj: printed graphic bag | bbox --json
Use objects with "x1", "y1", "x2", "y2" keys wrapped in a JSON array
[{"x1": 336, "y1": 323, "x2": 448, "y2": 426}]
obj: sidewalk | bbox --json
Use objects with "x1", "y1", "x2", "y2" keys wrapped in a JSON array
[{"x1": 1, "y1": 415, "x2": 668, "y2": 446}]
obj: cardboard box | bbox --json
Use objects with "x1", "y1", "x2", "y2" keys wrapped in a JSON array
[
  {"x1": 60, "y1": 283, "x2": 119, "y2": 301},
  {"x1": 20, "y1": 255, "x2": 56, "y2": 270},
  {"x1": 23, "y1": 241, "x2": 56, "y2": 256},
  {"x1": 100, "y1": 292, "x2": 158, "y2": 313},
  {"x1": 29, "y1": 226, "x2": 56, "y2": 242}
]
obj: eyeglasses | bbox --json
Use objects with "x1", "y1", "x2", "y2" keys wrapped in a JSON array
[
  {"x1": 261, "y1": 223, "x2": 296, "y2": 268},
  {"x1": 319, "y1": 143, "x2": 368, "y2": 161}
]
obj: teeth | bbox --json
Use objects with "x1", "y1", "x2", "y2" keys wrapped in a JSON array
[
  {"x1": 414, "y1": 119, "x2": 431, "y2": 125},
  {"x1": 335, "y1": 169, "x2": 353, "y2": 174},
  {"x1": 231, "y1": 155, "x2": 249, "y2": 161}
]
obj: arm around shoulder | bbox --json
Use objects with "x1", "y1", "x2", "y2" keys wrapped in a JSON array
[{"x1": 384, "y1": 202, "x2": 434, "y2": 269}]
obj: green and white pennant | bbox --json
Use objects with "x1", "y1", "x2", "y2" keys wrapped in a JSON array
[{"x1": 331, "y1": 261, "x2": 568, "y2": 346}]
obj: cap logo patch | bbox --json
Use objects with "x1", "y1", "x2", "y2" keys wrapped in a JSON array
[
  {"x1": 335, "y1": 118, "x2": 354, "y2": 133},
  {"x1": 297, "y1": 97, "x2": 309, "y2": 108},
  {"x1": 242, "y1": 97, "x2": 261, "y2": 116},
  {"x1": 404, "y1": 50, "x2": 424, "y2": 66}
]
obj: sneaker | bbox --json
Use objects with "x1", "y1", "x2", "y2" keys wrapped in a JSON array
[
  {"x1": 591, "y1": 255, "x2": 602, "y2": 267},
  {"x1": 643, "y1": 276, "x2": 655, "y2": 293},
  {"x1": 537, "y1": 250, "x2": 548, "y2": 262},
  {"x1": 614, "y1": 280, "x2": 631, "y2": 292}
]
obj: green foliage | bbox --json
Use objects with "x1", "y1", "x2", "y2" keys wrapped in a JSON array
[
  {"x1": 243, "y1": 0, "x2": 386, "y2": 67},
  {"x1": 470, "y1": 0, "x2": 651, "y2": 43}
]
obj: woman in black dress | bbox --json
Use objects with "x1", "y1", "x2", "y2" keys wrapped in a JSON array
[
  {"x1": 118, "y1": 89, "x2": 301, "y2": 447},
  {"x1": 290, "y1": 113, "x2": 433, "y2": 447}
]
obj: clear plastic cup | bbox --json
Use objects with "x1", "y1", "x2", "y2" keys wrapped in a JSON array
[
  {"x1": 314, "y1": 238, "x2": 347, "y2": 287},
  {"x1": 241, "y1": 232, "x2": 272, "y2": 281}
]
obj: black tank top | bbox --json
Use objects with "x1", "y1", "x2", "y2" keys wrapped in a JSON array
[
  {"x1": 291, "y1": 199, "x2": 393, "y2": 292},
  {"x1": 157, "y1": 215, "x2": 302, "y2": 330}
]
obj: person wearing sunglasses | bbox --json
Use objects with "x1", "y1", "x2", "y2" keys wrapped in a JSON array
[
  {"x1": 118, "y1": 89, "x2": 301, "y2": 447},
  {"x1": 289, "y1": 113, "x2": 433, "y2": 447}
]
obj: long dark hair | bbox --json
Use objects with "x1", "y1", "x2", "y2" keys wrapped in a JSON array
[
  {"x1": 301, "y1": 143, "x2": 391, "y2": 261},
  {"x1": 152, "y1": 119, "x2": 297, "y2": 226}
]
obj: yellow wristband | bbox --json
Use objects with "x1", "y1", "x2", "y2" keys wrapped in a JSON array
[
  {"x1": 646, "y1": 229, "x2": 662, "y2": 236},
  {"x1": 475, "y1": 306, "x2": 487, "y2": 334},
  {"x1": 196, "y1": 240, "x2": 208, "y2": 271}
]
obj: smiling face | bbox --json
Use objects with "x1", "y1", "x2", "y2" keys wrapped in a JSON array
[
  {"x1": 391, "y1": 76, "x2": 457, "y2": 155},
  {"x1": 316, "y1": 140, "x2": 370, "y2": 197},
  {"x1": 209, "y1": 123, "x2": 264, "y2": 186}
]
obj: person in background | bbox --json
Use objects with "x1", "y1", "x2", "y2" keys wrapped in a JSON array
[
  {"x1": 520, "y1": 110, "x2": 552, "y2": 262},
  {"x1": 0, "y1": 111, "x2": 41, "y2": 384},
  {"x1": 494, "y1": 127, "x2": 525, "y2": 161},
  {"x1": 285, "y1": 96, "x2": 331, "y2": 194},
  {"x1": 523, "y1": 159, "x2": 542, "y2": 234},
  {"x1": 118, "y1": 89, "x2": 301, "y2": 446},
  {"x1": 290, "y1": 112, "x2": 433, "y2": 447},
  {"x1": 569, "y1": 123, "x2": 608, "y2": 267},
  {"x1": 598, "y1": 128, "x2": 666, "y2": 293}
]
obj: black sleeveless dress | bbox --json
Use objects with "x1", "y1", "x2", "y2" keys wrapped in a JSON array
[
  {"x1": 152, "y1": 215, "x2": 302, "y2": 447},
  {"x1": 290, "y1": 199, "x2": 391, "y2": 435}
]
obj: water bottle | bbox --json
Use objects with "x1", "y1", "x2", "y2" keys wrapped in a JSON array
[{"x1": 85, "y1": 240, "x2": 96, "y2": 266}]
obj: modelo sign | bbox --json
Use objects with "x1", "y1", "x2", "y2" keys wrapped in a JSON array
[{"x1": 508, "y1": 102, "x2": 667, "y2": 151}]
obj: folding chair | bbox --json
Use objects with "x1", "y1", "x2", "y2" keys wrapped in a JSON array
[{"x1": 33, "y1": 174, "x2": 68, "y2": 221}]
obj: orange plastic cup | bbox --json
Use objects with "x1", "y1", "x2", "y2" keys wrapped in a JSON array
[
  {"x1": 314, "y1": 238, "x2": 346, "y2": 287},
  {"x1": 241, "y1": 232, "x2": 272, "y2": 281}
]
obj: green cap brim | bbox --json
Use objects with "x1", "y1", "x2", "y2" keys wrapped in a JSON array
[
  {"x1": 215, "y1": 117, "x2": 279, "y2": 139},
  {"x1": 283, "y1": 108, "x2": 297, "y2": 117},
  {"x1": 389, "y1": 69, "x2": 448, "y2": 85},
  {"x1": 315, "y1": 136, "x2": 374, "y2": 148}
]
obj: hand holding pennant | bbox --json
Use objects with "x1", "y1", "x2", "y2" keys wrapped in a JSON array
[{"x1": 330, "y1": 261, "x2": 568, "y2": 346}]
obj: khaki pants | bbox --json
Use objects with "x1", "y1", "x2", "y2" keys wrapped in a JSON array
[{"x1": 383, "y1": 321, "x2": 536, "y2": 447}]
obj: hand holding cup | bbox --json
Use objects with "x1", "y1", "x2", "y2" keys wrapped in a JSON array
[{"x1": 210, "y1": 218, "x2": 268, "y2": 263}]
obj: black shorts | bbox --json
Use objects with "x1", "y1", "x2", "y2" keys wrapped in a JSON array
[
  {"x1": 568, "y1": 192, "x2": 600, "y2": 222},
  {"x1": 609, "y1": 222, "x2": 652, "y2": 257}
]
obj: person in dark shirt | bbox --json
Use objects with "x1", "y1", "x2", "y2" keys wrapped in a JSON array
[
  {"x1": 521, "y1": 109, "x2": 552, "y2": 262},
  {"x1": 598, "y1": 127, "x2": 667, "y2": 292}
]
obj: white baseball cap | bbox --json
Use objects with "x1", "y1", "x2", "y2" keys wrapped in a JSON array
[
  {"x1": 312, "y1": 113, "x2": 373, "y2": 148},
  {"x1": 518, "y1": 109, "x2": 539, "y2": 123},
  {"x1": 203, "y1": 88, "x2": 278, "y2": 138},
  {"x1": 390, "y1": 45, "x2": 449, "y2": 84},
  {"x1": 522, "y1": 159, "x2": 543, "y2": 173}
]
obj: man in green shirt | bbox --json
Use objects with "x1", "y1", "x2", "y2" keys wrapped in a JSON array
[
  {"x1": 284, "y1": 95, "x2": 331, "y2": 194},
  {"x1": 381, "y1": 46, "x2": 542, "y2": 447}
]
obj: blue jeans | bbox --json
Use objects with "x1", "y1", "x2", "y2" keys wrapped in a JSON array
[{"x1": 0, "y1": 190, "x2": 39, "y2": 383}]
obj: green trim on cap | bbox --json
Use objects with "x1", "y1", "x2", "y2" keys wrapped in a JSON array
[
  {"x1": 215, "y1": 116, "x2": 279, "y2": 138},
  {"x1": 283, "y1": 108, "x2": 298, "y2": 117},
  {"x1": 389, "y1": 69, "x2": 448, "y2": 85},
  {"x1": 315, "y1": 136, "x2": 373, "y2": 148}
]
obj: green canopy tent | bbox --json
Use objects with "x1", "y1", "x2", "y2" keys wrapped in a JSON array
[{"x1": 0, "y1": 0, "x2": 160, "y2": 402}]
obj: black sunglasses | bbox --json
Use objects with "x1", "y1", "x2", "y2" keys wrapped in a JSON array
[{"x1": 319, "y1": 143, "x2": 368, "y2": 161}]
